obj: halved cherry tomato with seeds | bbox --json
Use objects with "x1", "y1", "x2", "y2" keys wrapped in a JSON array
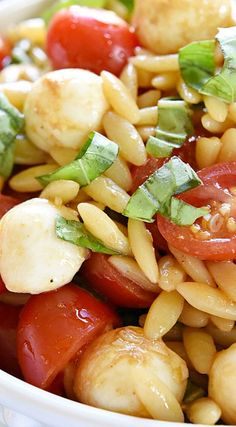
[{"x1": 157, "y1": 162, "x2": 236, "y2": 260}]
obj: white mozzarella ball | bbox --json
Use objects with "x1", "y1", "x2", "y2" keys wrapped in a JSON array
[
  {"x1": 74, "y1": 326, "x2": 188, "y2": 418},
  {"x1": 24, "y1": 68, "x2": 109, "y2": 153},
  {"x1": 0, "y1": 198, "x2": 88, "y2": 294},
  {"x1": 209, "y1": 343, "x2": 236, "y2": 424},
  {"x1": 132, "y1": 0, "x2": 233, "y2": 54}
]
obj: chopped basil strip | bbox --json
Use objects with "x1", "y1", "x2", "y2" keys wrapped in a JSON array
[
  {"x1": 37, "y1": 131, "x2": 118, "y2": 187},
  {"x1": 0, "y1": 93, "x2": 24, "y2": 178},
  {"x1": 201, "y1": 27, "x2": 236, "y2": 103},
  {"x1": 123, "y1": 156, "x2": 204, "y2": 225},
  {"x1": 42, "y1": 0, "x2": 107, "y2": 23},
  {"x1": 184, "y1": 380, "x2": 206, "y2": 404},
  {"x1": 179, "y1": 27, "x2": 236, "y2": 103},
  {"x1": 167, "y1": 198, "x2": 209, "y2": 226},
  {"x1": 146, "y1": 136, "x2": 175, "y2": 158},
  {"x1": 56, "y1": 215, "x2": 118, "y2": 254},
  {"x1": 118, "y1": 0, "x2": 134, "y2": 13},
  {"x1": 179, "y1": 40, "x2": 215, "y2": 90},
  {"x1": 146, "y1": 98, "x2": 193, "y2": 158}
]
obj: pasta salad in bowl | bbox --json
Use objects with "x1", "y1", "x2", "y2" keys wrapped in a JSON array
[{"x1": 0, "y1": 0, "x2": 236, "y2": 426}]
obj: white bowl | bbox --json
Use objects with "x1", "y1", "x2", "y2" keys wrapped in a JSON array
[{"x1": 0, "y1": 1, "x2": 199, "y2": 427}]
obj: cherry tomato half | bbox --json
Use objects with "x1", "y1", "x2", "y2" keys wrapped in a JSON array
[
  {"x1": 0, "y1": 302, "x2": 22, "y2": 377},
  {"x1": 46, "y1": 6, "x2": 138, "y2": 76},
  {"x1": 81, "y1": 253, "x2": 157, "y2": 308},
  {"x1": 157, "y1": 162, "x2": 236, "y2": 260},
  {"x1": 17, "y1": 284, "x2": 119, "y2": 389},
  {"x1": 0, "y1": 35, "x2": 11, "y2": 70}
]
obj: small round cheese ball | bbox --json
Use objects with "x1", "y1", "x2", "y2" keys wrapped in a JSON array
[
  {"x1": 132, "y1": 0, "x2": 233, "y2": 54},
  {"x1": 24, "y1": 68, "x2": 109, "y2": 153},
  {"x1": 209, "y1": 343, "x2": 236, "y2": 424},
  {"x1": 74, "y1": 326, "x2": 188, "y2": 418},
  {"x1": 0, "y1": 198, "x2": 88, "y2": 294}
]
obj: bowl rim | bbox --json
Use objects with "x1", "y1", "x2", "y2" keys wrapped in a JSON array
[{"x1": 0, "y1": 368, "x2": 189, "y2": 427}]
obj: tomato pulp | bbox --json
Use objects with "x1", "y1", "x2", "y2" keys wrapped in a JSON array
[{"x1": 157, "y1": 162, "x2": 236, "y2": 260}]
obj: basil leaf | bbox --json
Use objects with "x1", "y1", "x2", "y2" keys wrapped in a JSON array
[
  {"x1": 42, "y1": 0, "x2": 107, "y2": 24},
  {"x1": 146, "y1": 98, "x2": 193, "y2": 158},
  {"x1": 179, "y1": 27, "x2": 236, "y2": 103},
  {"x1": 37, "y1": 131, "x2": 118, "y2": 187},
  {"x1": 56, "y1": 215, "x2": 118, "y2": 254},
  {"x1": 123, "y1": 156, "x2": 203, "y2": 224},
  {"x1": 0, "y1": 93, "x2": 24, "y2": 178},
  {"x1": 168, "y1": 198, "x2": 209, "y2": 226},
  {"x1": 201, "y1": 27, "x2": 236, "y2": 103},
  {"x1": 146, "y1": 136, "x2": 175, "y2": 158},
  {"x1": 179, "y1": 40, "x2": 215, "y2": 90},
  {"x1": 118, "y1": 0, "x2": 134, "y2": 13}
]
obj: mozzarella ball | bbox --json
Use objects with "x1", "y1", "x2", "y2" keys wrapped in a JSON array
[
  {"x1": 209, "y1": 343, "x2": 236, "y2": 424},
  {"x1": 24, "y1": 68, "x2": 109, "y2": 153},
  {"x1": 74, "y1": 326, "x2": 188, "y2": 418},
  {"x1": 0, "y1": 198, "x2": 88, "y2": 294},
  {"x1": 132, "y1": 0, "x2": 233, "y2": 54}
]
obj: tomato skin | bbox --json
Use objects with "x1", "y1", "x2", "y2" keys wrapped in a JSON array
[
  {"x1": 0, "y1": 302, "x2": 22, "y2": 377},
  {"x1": 157, "y1": 162, "x2": 236, "y2": 260},
  {"x1": 17, "y1": 284, "x2": 119, "y2": 389},
  {"x1": 0, "y1": 35, "x2": 11, "y2": 70},
  {"x1": 46, "y1": 7, "x2": 138, "y2": 76},
  {"x1": 131, "y1": 158, "x2": 166, "y2": 193},
  {"x1": 0, "y1": 277, "x2": 6, "y2": 294},
  {"x1": 81, "y1": 253, "x2": 156, "y2": 308},
  {"x1": 0, "y1": 194, "x2": 21, "y2": 218}
]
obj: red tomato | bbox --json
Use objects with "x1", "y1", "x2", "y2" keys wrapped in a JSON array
[
  {"x1": 157, "y1": 162, "x2": 236, "y2": 260},
  {"x1": 146, "y1": 221, "x2": 169, "y2": 253},
  {"x1": 46, "y1": 6, "x2": 138, "y2": 76},
  {"x1": 81, "y1": 253, "x2": 157, "y2": 308},
  {"x1": 0, "y1": 35, "x2": 11, "y2": 70},
  {"x1": 0, "y1": 194, "x2": 20, "y2": 218},
  {"x1": 17, "y1": 284, "x2": 119, "y2": 389},
  {"x1": 0, "y1": 277, "x2": 6, "y2": 294},
  {"x1": 0, "y1": 302, "x2": 22, "y2": 377},
  {"x1": 131, "y1": 158, "x2": 166, "y2": 193}
]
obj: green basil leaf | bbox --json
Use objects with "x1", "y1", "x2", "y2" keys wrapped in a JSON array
[
  {"x1": 146, "y1": 136, "x2": 176, "y2": 158},
  {"x1": 56, "y1": 215, "x2": 118, "y2": 254},
  {"x1": 118, "y1": 0, "x2": 134, "y2": 13},
  {"x1": 200, "y1": 27, "x2": 236, "y2": 102},
  {"x1": 37, "y1": 131, "x2": 118, "y2": 187},
  {"x1": 146, "y1": 98, "x2": 193, "y2": 158},
  {"x1": 123, "y1": 156, "x2": 203, "y2": 223},
  {"x1": 168, "y1": 198, "x2": 209, "y2": 226},
  {"x1": 179, "y1": 40, "x2": 215, "y2": 90},
  {"x1": 42, "y1": 0, "x2": 107, "y2": 24},
  {"x1": 0, "y1": 93, "x2": 24, "y2": 178}
]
